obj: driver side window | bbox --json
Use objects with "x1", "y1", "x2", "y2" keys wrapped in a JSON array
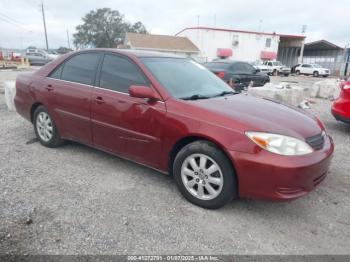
[{"x1": 99, "y1": 54, "x2": 149, "y2": 93}]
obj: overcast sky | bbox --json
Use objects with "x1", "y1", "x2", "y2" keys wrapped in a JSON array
[{"x1": 0, "y1": 0, "x2": 349, "y2": 49}]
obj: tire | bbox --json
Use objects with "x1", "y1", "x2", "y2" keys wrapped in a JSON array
[
  {"x1": 273, "y1": 70, "x2": 278, "y2": 76},
  {"x1": 313, "y1": 71, "x2": 319, "y2": 77},
  {"x1": 33, "y1": 105, "x2": 63, "y2": 148},
  {"x1": 284, "y1": 74, "x2": 290, "y2": 77},
  {"x1": 323, "y1": 75, "x2": 328, "y2": 78},
  {"x1": 173, "y1": 140, "x2": 237, "y2": 209},
  {"x1": 296, "y1": 70, "x2": 300, "y2": 75}
]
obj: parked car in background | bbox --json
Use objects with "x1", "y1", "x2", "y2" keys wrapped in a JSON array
[
  {"x1": 26, "y1": 47, "x2": 58, "y2": 64},
  {"x1": 205, "y1": 60, "x2": 270, "y2": 92},
  {"x1": 250, "y1": 60, "x2": 270, "y2": 74},
  {"x1": 263, "y1": 61, "x2": 291, "y2": 76},
  {"x1": 26, "y1": 52, "x2": 53, "y2": 65},
  {"x1": 332, "y1": 81, "x2": 350, "y2": 124},
  {"x1": 295, "y1": 64, "x2": 330, "y2": 77},
  {"x1": 15, "y1": 49, "x2": 333, "y2": 209}
]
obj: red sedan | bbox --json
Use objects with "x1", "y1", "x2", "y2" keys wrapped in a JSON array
[
  {"x1": 15, "y1": 49, "x2": 334, "y2": 209},
  {"x1": 332, "y1": 81, "x2": 350, "y2": 124}
]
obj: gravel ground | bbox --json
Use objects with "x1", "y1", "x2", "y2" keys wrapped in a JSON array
[{"x1": 0, "y1": 71, "x2": 349, "y2": 255}]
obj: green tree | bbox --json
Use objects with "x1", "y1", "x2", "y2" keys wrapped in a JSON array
[{"x1": 73, "y1": 8, "x2": 147, "y2": 48}]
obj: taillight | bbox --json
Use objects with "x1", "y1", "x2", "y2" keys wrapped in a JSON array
[{"x1": 217, "y1": 71, "x2": 226, "y2": 79}]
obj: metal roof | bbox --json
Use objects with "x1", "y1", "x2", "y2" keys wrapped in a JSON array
[{"x1": 304, "y1": 40, "x2": 344, "y2": 50}]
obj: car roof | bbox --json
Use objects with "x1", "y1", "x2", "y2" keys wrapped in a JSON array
[{"x1": 74, "y1": 48, "x2": 183, "y2": 59}]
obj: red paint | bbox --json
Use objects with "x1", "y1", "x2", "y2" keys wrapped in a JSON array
[
  {"x1": 217, "y1": 48, "x2": 232, "y2": 58},
  {"x1": 332, "y1": 81, "x2": 350, "y2": 124},
  {"x1": 260, "y1": 51, "x2": 277, "y2": 60},
  {"x1": 129, "y1": 85, "x2": 161, "y2": 100},
  {"x1": 14, "y1": 49, "x2": 334, "y2": 201}
]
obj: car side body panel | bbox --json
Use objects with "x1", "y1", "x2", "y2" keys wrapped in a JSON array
[{"x1": 14, "y1": 49, "x2": 334, "y2": 202}]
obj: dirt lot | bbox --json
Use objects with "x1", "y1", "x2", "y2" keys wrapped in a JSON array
[{"x1": 0, "y1": 70, "x2": 349, "y2": 255}]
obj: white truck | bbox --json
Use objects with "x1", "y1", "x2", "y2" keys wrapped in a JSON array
[
  {"x1": 294, "y1": 63, "x2": 330, "y2": 77},
  {"x1": 263, "y1": 61, "x2": 291, "y2": 76}
]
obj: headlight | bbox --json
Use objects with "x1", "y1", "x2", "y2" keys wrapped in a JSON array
[{"x1": 245, "y1": 132, "x2": 313, "y2": 156}]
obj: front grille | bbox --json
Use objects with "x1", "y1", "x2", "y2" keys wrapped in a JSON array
[{"x1": 306, "y1": 132, "x2": 325, "y2": 151}]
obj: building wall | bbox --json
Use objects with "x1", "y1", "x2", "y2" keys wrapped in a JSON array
[{"x1": 177, "y1": 28, "x2": 280, "y2": 62}]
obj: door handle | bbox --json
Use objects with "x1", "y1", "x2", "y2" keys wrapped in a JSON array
[
  {"x1": 45, "y1": 84, "x2": 54, "y2": 91},
  {"x1": 95, "y1": 96, "x2": 105, "y2": 104}
]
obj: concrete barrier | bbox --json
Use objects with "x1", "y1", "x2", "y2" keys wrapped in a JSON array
[
  {"x1": 248, "y1": 83, "x2": 305, "y2": 106},
  {"x1": 4, "y1": 81, "x2": 16, "y2": 111},
  {"x1": 310, "y1": 79, "x2": 341, "y2": 99}
]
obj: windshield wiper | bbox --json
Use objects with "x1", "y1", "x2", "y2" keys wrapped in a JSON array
[
  {"x1": 180, "y1": 94, "x2": 211, "y2": 100},
  {"x1": 213, "y1": 90, "x2": 238, "y2": 97}
]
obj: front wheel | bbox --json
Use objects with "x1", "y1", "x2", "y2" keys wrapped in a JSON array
[
  {"x1": 33, "y1": 106, "x2": 64, "y2": 148},
  {"x1": 296, "y1": 70, "x2": 300, "y2": 75},
  {"x1": 313, "y1": 71, "x2": 319, "y2": 77},
  {"x1": 173, "y1": 141, "x2": 237, "y2": 209}
]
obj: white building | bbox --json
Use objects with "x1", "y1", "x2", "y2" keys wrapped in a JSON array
[{"x1": 176, "y1": 27, "x2": 305, "y2": 65}]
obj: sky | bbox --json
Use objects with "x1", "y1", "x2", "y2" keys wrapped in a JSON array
[{"x1": 0, "y1": 0, "x2": 349, "y2": 49}]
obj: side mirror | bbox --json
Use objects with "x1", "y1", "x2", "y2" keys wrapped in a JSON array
[{"x1": 129, "y1": 85, "x2": 160, "y2": 100}]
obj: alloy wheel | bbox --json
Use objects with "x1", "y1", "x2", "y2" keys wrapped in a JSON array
[
  {"x1": 181, "y1": 153, "x2": 224, "y2": 201},
  {"x1": 36, "y1": 111, "x2": 53, "y2": 142}
]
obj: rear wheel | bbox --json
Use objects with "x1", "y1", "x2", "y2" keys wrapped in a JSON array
[
  {"x1": 273, "y1": 69, "x2": 278, "y2": 76},
  {"x1": 173, "y1": 141, "x2": 237, "y2": 209},
  {"x1": 33, "y1": 106, "x2": 63, "y2": 148},
  {"x1": 296, "y1": 70, "x2": 300, "y2": 75}
]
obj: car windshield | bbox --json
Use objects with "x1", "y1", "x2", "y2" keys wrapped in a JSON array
[
  {"x1": 141, "y1": 58, "x2": 234, "y2": 99},
  {"x1": 311, "y1": 64, "x2": 321, "y2": 68},
  {"x1": 272, "y1": 61, "x2": 283, "y2": 66}
]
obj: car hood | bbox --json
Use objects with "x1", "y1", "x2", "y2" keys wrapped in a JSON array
[{"x1": 188, "y1": 94, "x2": 322, "y2": 139}]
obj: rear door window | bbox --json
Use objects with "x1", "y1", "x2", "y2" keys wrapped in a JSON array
[
  {"x1": 60, "y1": 53, "x2": 101, "y2": 85},
  {"x1": 98, "y1": 54, "x2": 149, "y2": 93}
]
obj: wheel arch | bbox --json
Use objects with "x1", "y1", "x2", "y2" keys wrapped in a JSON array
[
  {"x1": 30, "y1": 102, "x2": 43, "y2": 123},
  {"x1": 168, "y1": 135, "x2": 238, "y2": 179}
]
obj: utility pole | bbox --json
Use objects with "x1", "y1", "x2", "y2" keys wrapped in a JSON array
[
  {"x1": 41, "y1": 1, "x2": 49, "y2": 50},
  {"x1": 298, "y1": 25, "x2": 307, "y2": 63},
  {"x1": 66, "y1": 29, "x2": 71, "y2": 49}
]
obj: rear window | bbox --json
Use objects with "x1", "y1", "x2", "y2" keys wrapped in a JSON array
[
  {"x1": 205, "y1": 62, "x2": 231, "y2": 71},
  {"x1": 60, "y1": 53, "x2": 101, "y2": 85}
]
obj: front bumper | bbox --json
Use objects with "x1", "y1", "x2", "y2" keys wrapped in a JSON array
[
  {"x1": 332, "y1": 109, "x2": 350, "y2": 124},
  {"x1": 229, "y1": 135, "x2": 334, "y2": 200},
  {"x1": 332, "y1": 97, "x2": 350, "y2": 124},
  {"x1": 278, "y1": 68, "x2": 291, "y2": 74}
]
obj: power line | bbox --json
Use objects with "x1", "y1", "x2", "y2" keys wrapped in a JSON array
[{"x1": 0, "y1": 12, "x2": 25, "y2": 26}]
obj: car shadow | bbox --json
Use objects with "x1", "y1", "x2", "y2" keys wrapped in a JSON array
[{"x1": 52, "y1": 140, "x2": 321, "y2": 218}]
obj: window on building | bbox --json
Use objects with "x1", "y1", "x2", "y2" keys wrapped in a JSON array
[
  {"x1": 232, "y1": 35, "x2": 239, "y2": 49},
  {"x1": 99, "y1": 54, "x2": 149, "y2": 93},
  {"x1": 61, "y1": 53, "x2": 101, "y2": 85},
  {"x1": 265, "y1": 38, "x2": 272, "y2": 48}
]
